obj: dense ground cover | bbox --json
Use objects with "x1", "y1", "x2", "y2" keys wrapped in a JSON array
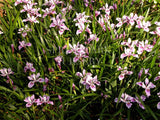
[{"x1": 0, "y1": 0, "x2": 160, "y2": 119}]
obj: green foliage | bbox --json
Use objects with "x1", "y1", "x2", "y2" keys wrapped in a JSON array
[{"x1": 0, "y1": 0, "x2": 160, "y2": 119}]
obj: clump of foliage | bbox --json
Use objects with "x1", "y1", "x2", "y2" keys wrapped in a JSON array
[{"x1": 0, "y1": 0, "x2": 160, "y2": 119}]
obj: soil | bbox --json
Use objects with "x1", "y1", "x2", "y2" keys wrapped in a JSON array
[
  {"x1": 0, "y1": 0, "x2": 3, "y2": 17},
  {"x1": 0, "y1": 0, "x2": 12, "y2": 17}
]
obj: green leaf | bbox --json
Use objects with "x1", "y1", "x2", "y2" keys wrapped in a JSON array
[{"x1": 116, "y1": 88, "x2": 126, "y2": 108}]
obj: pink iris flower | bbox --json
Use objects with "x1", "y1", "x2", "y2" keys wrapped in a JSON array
[
  {"x1": 114, "y1": 93, "x2": 134, "y2": 109},
  {"x1": 18, "y1": 41, "x2": 31, "y2": 50},
  {"x1": 36, "y1": 95, "x2": 54, "y2": 105},
  {"x1": 136, "y1": 78, "x2": 156, "y2": 97},
  {"x1": 42, "y1": 6, "x2": 56, "y2": 18},
  {"x1": 24, "y1": 94, "x2": 35, "y2": 107},
  {"x1": 66, "y1": 43, "x2": 89, "y2": 62},
  {"x1": 18, "y1": 25, "x2": 32, "y2": 37},
  {"x1": 0, "y1": 68, "x2": 14, "y2": 78},
  {"x1": 24, "y1": 62, "x2": 36, "y2": 72},
  {"x1": 28, "y1": 73, "x2": 44, "y2": 88},
  {"x1": 50, "y1": 14, "x2": 69, "y2": 35},
  {"x1": 118, "y1": 67, "x2": 133, "y2": 81},
  {"x1": 76, "y1": 69, "x2": 100, "y2": 91},
  {"x1": 22, "y1": 14, "x2": 39, "y2": 23}
]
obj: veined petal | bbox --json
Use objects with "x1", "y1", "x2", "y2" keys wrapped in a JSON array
[
  {"x1": 154, "y1": 76, "x2": 160, "y2": 81},
  {"x1": 38, "y1": 78, "x2": 45, "y2": 83},
  {"x1": 145, "y1": 88, "x2": 150, "y2": 97},
  {"x1": 26, "y1": 103, "x2": 32, "y2": 107},
  {"x1": 36, "y1": 73, "x2": 40, "y2": 78},
  {"x1": 30, "y1": 68, "x2": 36, "y2": 72},
  {"x1": 145, "y1": 78, "x2": 149, "y2": 85},
  {"x1": 157, "y1": 102, "x2": 160, "y2": 109},
  {"x1": 126, "y1": 102, "x2": 132, "y2": 109},
  {"x1": 120, "y1": 53, "x2": 127, "y2": 59},
  {"x1": 30, "y1": 95, "x2": 35, "y2": 101},
  {"x1": 73, "y1": 56, "x2": 79, "y2": 62},
  {"x1": 47, "y1": 101, "x2": 54, "y2": 105},
  {"x1": 148, "y1": 82, "x2": 156, "y2": 89},
  {"x1": 18, "y1": 46, "x2": 22, "y2": 50},
  {"x1": 119, "y1": 74, "x2": 125, "y2": 80},
  {"x1": 26, "y1": 42, "x2": 32, "y2": 46},
  {"x1": 139, "y1": 103, "x2": 145, "y2": 109},
  {"x1": 136, "y1": 82, "x2": 143, "y2": 87},
  {"x1": 76, "y1": 72, "x2": 83, "y2": 77},
  {"x1": 90, "y1": 84, "x2": 96, "y2": 91},
  {"x1": 28, "y1": 81, "x2": 35, "y2": 88}
]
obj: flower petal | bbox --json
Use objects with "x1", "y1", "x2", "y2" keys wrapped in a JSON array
[
  {"x1": 157, "y1": 102, "x2": 160, "y2": 109},
  {"x1": 28, "y1": 81, "x2": 35, "y2": 88},
  {"x1": 126, "y1": 102, "x2": 132, "y2": 109}
]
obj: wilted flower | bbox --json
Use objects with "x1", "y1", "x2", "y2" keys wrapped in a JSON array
[
  {"x1": 48, "y1": 67, "x2": 54, "y2": 73},
  {"x1": 58, "y1": 95, "x2": 62, "y2": 103},
  {"x1": 43, "y1": 85, "x2": 47, "y2": 92},
  {"x1": 83, "y1": 0, "x2": 94, "y2": 7},
  {"x1": 72, "y1": 83, "x2": 75, "y2": 90},
  {"x1": 11, "y1": 44, "x2": 14, "y2": 53},
  {"x1": 42, "y1": 77, "x2": 49, "y2": 92},
  {"x1": 6, "y1": 78, "x2": 14, "y2": 85},
  {"x1": 112, "y1": 3, "x2": 117, "y2": 10},
  {"x1": 54, "y1": 56, "x2": 62, "y2": 69}
]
